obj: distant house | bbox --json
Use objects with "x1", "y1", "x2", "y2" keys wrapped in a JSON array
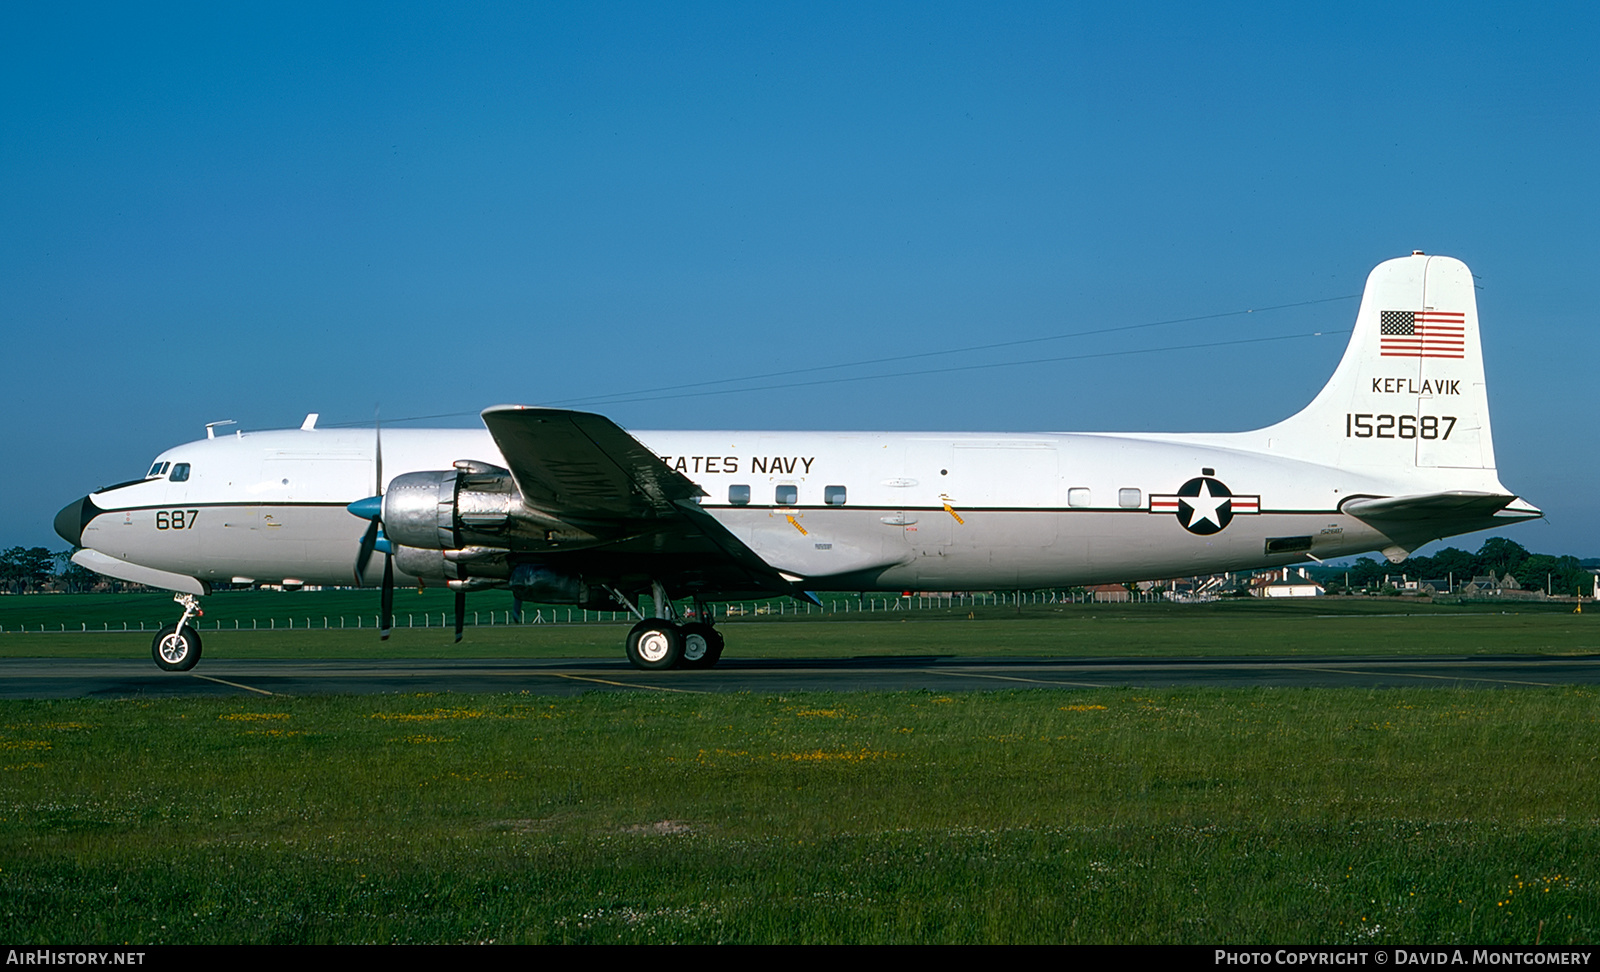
[
  {"x1": 1460, "y1": 573, "x2": 1517, "y2": 595},
  {"x1": 1160, "y1": 572, "x2": 1249, "y2": 601},
  {"x1": 1249, "y1": 567, "x2": 1325, "y2": 598},
  {"x1": 1087, "y1": 583, "x2": 1131, "y2": 603},
  {"x1": 1458, "y1": 573, "x2": 1545, "y2": 600}
]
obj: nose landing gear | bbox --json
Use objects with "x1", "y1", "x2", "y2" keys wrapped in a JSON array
[{"x1": 152, "y1": 593, "x2": 204, "y2": 671}]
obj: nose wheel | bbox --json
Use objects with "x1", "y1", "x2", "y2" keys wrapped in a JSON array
[
  {"x1": 152, "y1": 593, "x2": 204, "y2": 671},
  {"x1": 152, "y1": 623, "x2": 203, "y2": 671}
]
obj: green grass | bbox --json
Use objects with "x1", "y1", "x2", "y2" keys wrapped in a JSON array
[{"x1": 3, "y1": 687, "x2": 1598, "y2": 943}]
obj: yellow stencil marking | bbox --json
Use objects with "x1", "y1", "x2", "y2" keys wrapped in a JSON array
[{"x1": 787, "y1": 515, "x2": 809, "y2": 535}]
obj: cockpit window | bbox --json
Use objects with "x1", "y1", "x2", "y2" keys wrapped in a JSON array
[
  {"x1": 169, "y1": 463, "x2": 191, "y2": 483},
  {"x1": 147, "y1": 461, "x2": 169, "y2": 478}
]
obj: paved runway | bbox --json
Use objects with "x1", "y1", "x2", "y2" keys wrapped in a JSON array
[{"x1": 3, "y1": 655, "x2": 1598, "y2": 699}]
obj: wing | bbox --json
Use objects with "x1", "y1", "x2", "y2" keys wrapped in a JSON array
[
  {"x1": 480, "y1": 406, "x2": 814, "y2": 601},
  {"x1": 481, "y1": 406, "x2": 703, "y2": 519}
]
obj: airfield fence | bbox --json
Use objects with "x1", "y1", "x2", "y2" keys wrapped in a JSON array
[{"x1": 0, "y1": 589, "x2": 1171, "y2": 634}]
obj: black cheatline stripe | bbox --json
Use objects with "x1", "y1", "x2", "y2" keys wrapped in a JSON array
[
  {"x1": 701, "y1": 504, "x2": 1343, "y2": 516},
  {"x1": 92, "y1": 501, "x2": 355, "y2": 513},
  {"x1": 101, "y1": 500, "x2": 1346, "y2": 516}
]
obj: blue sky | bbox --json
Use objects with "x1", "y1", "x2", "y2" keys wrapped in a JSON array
[{"x1": 4, "y1": 2, "x2": 1595, "y2": 558}]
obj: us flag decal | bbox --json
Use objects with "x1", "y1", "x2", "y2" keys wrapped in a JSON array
[{"x1": 1380, "y1": 310, "x2": 1466, "y2": 359}]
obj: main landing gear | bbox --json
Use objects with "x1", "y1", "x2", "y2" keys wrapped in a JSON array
[
  {"x1": 617, "y1": 581, "x2": 725, "y2": 671},
  {"x1": 625, "y1": 618, "x2": 725, "y2": 670},
  {"x1": 152, "y1": 593, "x2": 204, "y2": 672}
]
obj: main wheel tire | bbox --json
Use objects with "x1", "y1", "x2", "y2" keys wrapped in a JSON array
[
  {"x1": 679, "y1": 622, "x2": 724, "y2": 669},
  {"x1": 152, "y1": 623, "x2": 203, "y2": 672},
  {"x1": 626, "y1": 619, "x2": 683, "y2": 670}
]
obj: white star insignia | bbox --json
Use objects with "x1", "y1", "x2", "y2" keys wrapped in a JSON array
[{"x1": 1183, "y1": 480, "x2": 1230, "y2": 530}]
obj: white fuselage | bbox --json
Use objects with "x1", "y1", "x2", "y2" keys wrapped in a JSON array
[{"x1": 77, "y1": 424, "x2": 1429, "y2": 592}]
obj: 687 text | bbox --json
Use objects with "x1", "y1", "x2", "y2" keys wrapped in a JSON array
[{"x1": 155, "y1": 510, "x2": 200, "y2": 530}]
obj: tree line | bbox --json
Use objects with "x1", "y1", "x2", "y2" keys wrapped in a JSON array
[
  {"x1": 0, "y1": 547, "x2": 103, "y2": 594},
  {"x1": 1312, "y1": 538, "x2": 1595, "y2": 597}
]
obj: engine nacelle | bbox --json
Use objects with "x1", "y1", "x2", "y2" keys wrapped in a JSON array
[
  {"x1": 383, "y1": 459, "x2": 600, "y2": 549},
  {"x1": 383, "y1": 464, "x2": 518, "y2": 550},
  {"x1": 394, "y1": 544, "x2": 511, "y2": 583}
]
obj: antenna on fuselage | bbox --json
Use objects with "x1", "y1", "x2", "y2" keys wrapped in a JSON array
[{"x1": 205, "y1": 420, "x2": 236, "y2": 440}]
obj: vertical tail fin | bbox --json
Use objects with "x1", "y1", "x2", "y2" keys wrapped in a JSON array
[{"x1": 1256, "y1": 252, "x2": 1501, "y2": 488}]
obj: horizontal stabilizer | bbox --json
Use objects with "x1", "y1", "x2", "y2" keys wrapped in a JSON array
[{"x1": 1341, "y1": 491, "x2": 1538, "y2": 522}]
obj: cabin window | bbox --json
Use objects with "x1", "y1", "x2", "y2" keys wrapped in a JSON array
[
  {"x1": 728, "y1": 484, "x2": 751, "y2": 506},
  {"x1": 824, "y1": 485, "x2": 847, "y2": 506},
  {"x1": 775, "y1": 485, "x2": 797, "y2": 506},
  {"x1": 169, "y1": 463, "x2": 191, "y2": 483},
  {"x1": 1068, "y1": 487, "x2": 1091, "y2": 508},
  {"x1": 1118, "y1": 488, "x2": 1142, "y2": 508}
]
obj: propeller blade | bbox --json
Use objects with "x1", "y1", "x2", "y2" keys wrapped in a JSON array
[
  {"x1": 511, "y1": 594, "x2": 522, "y2": 624},
  {"x1": 373, "y1": 406, "x2": 383, "y2": 498},
  {"x1": 354, "y1": 409, "x2": 389, "y2": 605},
  {"x1": 454, "y1": 589, "x2": 465, "y2": 643},
  {"x1": 380, "y1": 553, "x2": 394, "y2": 640},
  {"x1": 354, "y1": 518, "x2": 380, "y2": 585}
]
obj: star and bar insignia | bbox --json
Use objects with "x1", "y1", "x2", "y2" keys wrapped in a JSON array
[{"x1": 1149, "y1": 477, "x2": 1260, "y2": 535}]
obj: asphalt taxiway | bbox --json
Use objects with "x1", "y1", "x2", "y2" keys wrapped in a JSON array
[{"x1": 3, "y1": 655, "x2": 1598, "y2": 699}]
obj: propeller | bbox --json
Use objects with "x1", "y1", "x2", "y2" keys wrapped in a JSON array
[
  {"x1": 346, "y1": 410, "x2": 467, "y2": 646},
  {"x1": 348, "y1": 409, "x2": 394, "y2": 639}
]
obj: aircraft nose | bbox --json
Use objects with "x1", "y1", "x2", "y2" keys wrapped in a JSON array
[{"x1": 54, "y1": 496, "x2": 98, "y2": 547}]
